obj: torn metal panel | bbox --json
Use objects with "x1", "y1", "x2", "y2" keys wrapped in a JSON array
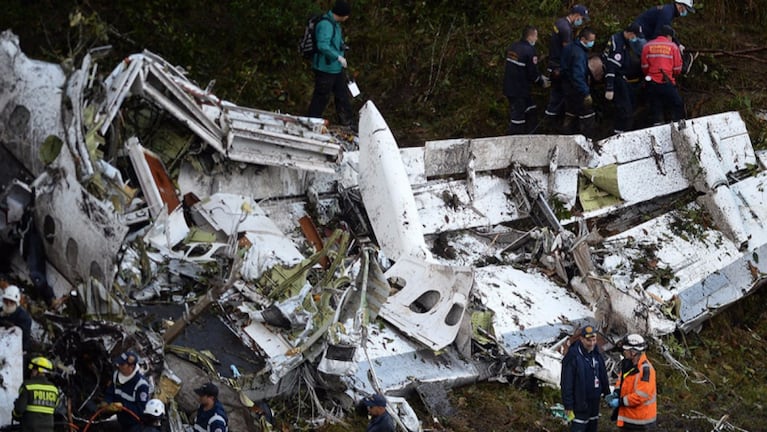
[
  {"x1": 127, "y1": 137, "x2": 181, "y2": 217},
  {"x1": 379, "y1": 256, "x2": 473, "y2": 350},
  {"x1": 33, "y1": 149, "x2": 128, "y2": 290},
  {"x1": 0, "y1": 30, "x2": 67, "y2": 176},
  {"x1": 99, "y1": 54, "x2": 144, "y2": 135},
  {"x1": 0, "y1": 327, "x2": 23, "y2": 426},
  {"x1": 358, "y1": 101, "x2": 430, "y2": 261},
  {"x1": 413, "y1": 175, "x2": 522, "y2": 235},
  {"x1": 424, "y1": 135, "x2": 591, "y2": 177},
  {"x1": 581, "y1": 155, "x2": 688, "y2": 203},
  {"x1": 65, "y1": 51, "x2": 96, "y2": 180}
]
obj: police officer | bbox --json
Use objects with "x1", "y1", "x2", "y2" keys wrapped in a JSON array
[
  {"x1": 544, "y1": 4, "x2": 590, "y2": 127},
  {"x1": 503, "y1": 25, "x2": 550, "y2": 135},
  {"x1": 194, "y1": 383, "x2": 228, "y2": 432},
  {"x1": 560, "y1": 28, "x2": 597, "y2": 138},
  {"x1": 13, "y1": 356, "x2": 60, "y2": 432},
  {"x1": 603, "y1": 23, "x2": 644, "y2": 134},
  {"x1": 607, "y1": 334, "x2": 657, "y2": 431},
  {"x1": 641, "y1": 25, "x2": 685, "y2": 125},
  {"x1": 104, "y1": 351, "x2": 151, "y2": 432}
]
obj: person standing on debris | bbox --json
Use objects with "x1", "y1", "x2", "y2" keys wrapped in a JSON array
[
  {"x1": 503, "y1": 25, "x2": 550, "y2": 135},
  {"x1": 603, "y1": 23, "x2": 644, "y2": 134},
  {"x1": 0, "y1": 285, "x2": 33, "y2": 351},
  {"x1": 543, "y1": 4, "x2": 590, "y2": 129},
  {"x1": 194, "y1": 383, "x2": 228, "y2": 432},
  {"x1": 13, "y1": 356, "x2": 60, "y2": 432},
  {"x1": 363, "y1": 393, "x2": 395, "y2": 432},
  {"x1": 607, "y1": 334, "x2": 657, "y2": 431},
  {"x1": 641, "y1": 25, "x2": 685, "y2": 126},
  {"x1": 307, "y1": 0, "x2": 355, "y2": 129},
  {"x1": 140, "y1": 399, "x2": 165, "y2": 432},
  {"x1": 560, "y1": 325, "x2": 611, "y2": 432},
  {"x1": 560, "y1": 28, "x2": 597, "y2": 138},
  {"x1": 104, "y1": 351, "x2": 151, "y2": 432}
]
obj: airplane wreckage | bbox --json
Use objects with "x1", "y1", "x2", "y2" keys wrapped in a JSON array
[{"x1": 1, "y1": 28, "x2": 767, "y2": 431}]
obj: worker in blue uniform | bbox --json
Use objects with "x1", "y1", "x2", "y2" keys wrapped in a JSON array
[
  {"x1": 503, "y1": 25, "x2": 550, "y2": 135},
  {"x1": 603, "y1": 23, "x2": 644, "y2": 134}
]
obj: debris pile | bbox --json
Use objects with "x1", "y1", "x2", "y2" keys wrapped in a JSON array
[{"x1": 1, "y1": 29, "x2": 767, "y2": 431}]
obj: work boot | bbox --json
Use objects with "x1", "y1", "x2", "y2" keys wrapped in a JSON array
[{"x1": 562, "y1": 114, "x2": 577, "y2": 135}]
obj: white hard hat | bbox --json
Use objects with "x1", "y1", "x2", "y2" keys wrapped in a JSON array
[
  {"x1": 622, "y1": 334, "x2": 647, "y2": 352},
  {"x1": 2, "y1": 285, "x2": 21, "y2": 304},
  {"x1": 676, "y1": 0, "x2": 696, "y2": 12},
  {"x1": 144, "y1": 399, "x2": 165, "y2": 416}
]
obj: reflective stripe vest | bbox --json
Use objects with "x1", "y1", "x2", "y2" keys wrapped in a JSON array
[
  {"x1": 13, "y1": 376, "x2": 59, "y2": 432},
  {"x1": 615, "y1": 353, "x2": 657, "y2": 427},
  {"x1": 195, "y1": 401, "x2": 228, "y2": 432},
  {"x1": 106, "y1": 370, "x2": 150, "y2": 429}
]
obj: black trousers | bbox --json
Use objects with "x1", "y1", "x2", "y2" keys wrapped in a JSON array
[
  {"x1": 646, "y1": 80, "x2": 684, "y2": 125},
  {"x1": 612, "y1": 78, "x2": 640, "y2": 133},
  {"x1": 307, "y1": 70, "x2": 353, "y2": 126},
  {"x1": 506, "y1": 95, "x2": 537, "y2": 135}
]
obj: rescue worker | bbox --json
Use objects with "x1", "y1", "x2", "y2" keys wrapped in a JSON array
[
  {"x1": 13, "y1": 356, "x2": 60, "y2": 432},
  {"x1": 560, "y1": 28, "x2": 597, "y2": 138},
  {"x1": 544, "y1": 4, "x2": 590, "y2": 128},
  {"x1": 603, "y1": 23, "x2": 644, "y2": 134},
  {"x1": 363, "y1": 393, "x2": 395, "y2": 432},
  {"x1": 104, "y1": 351, "x2": 151, "y2": 432},
  {"x1": 560, "y1": 325, "x2": 611, "y2": 432},
  {"x1": 194, "y1": 383, "x2": 228, "y2": 432},
  {"x1": 141, "y1": 399, "x2": 165, "y2": 432},
  {"x1": 641, "y1": 25, "x2": 685, "y2": 126},
  {"x1": 0, "y1": 284, "x2": 33, "y2": 351},
  {"x1": 607, "y1": 334, "x2": 657, "y2": 431},
  {"x1": 503, "y1": 25, "x2": 550, "y2": 135},
  {"x1": 632, "y1": 1, "x2": 695, "y2": 49},
  {"x1": 249, "y1": 400, "x2": 275, "y2": 431}
]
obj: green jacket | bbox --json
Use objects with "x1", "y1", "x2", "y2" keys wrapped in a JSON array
[
  {"x1": 13, "y1": 375, "x2": 60, "y2": 432},
  {"x1": 312, "y1": 11, "x2": 345, "y2": 74}
]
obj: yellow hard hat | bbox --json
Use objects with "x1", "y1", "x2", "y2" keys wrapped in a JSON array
[{"x1": 29, "y1": 356, "x2": 54, "y2": 373}]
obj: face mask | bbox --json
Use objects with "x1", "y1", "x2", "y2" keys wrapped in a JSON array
[
  {"x1": 629, "y1": 37, "x2": 638, "y2": 43},
  {"x1": 574, "y1": 18, "x2": 583, "y2": 26},
  {"x1": 680, "y1": 9, "x2": 688, "y2": 17},
  {"x1": 529, "y1": 40, "x2": 536, "y2": 46},
  {"x1": 1, "y1": 302, "x2": 17, "y2": 316},
  {"x1": 583, "y1": 40, "x2": 595, "y2": 49}
]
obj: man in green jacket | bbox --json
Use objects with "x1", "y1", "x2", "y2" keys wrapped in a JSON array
[
  {"x1": 307, "y1": 0, "x2": 354, "y2": 128},
  {"x1": 13, "y1": 357, "x2": 60, "y2": 432}
]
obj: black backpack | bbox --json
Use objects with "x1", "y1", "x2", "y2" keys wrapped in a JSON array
[{"x1": 299, "y1": 14, "x2": 335, "y2": 59}]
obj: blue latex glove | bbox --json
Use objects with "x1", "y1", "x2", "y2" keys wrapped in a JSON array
[{"x1": 608, "y1": 397, "x2": 620, "y2": 409}]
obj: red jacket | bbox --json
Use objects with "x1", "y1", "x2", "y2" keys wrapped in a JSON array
[{"x1": 641, "y1": 36, "x2": 682, "y2": 84}]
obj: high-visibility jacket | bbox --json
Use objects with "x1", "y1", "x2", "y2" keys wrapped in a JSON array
[
  {"x1": 615, "y1": 353, "x2": 657, "y2": 427},
  {"x1": 13, "y1": 375, "x2": 60, "y2": 432},
  {"x1": 641, "y1": 36, "x2": 682, "y2": 85}
]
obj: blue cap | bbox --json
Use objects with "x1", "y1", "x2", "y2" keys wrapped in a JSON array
[
  {"x1": 363, "y1": 393, "x2": 387, "y2": 407},
  {"x1": 570, "y1": 5, "x2": 590, "y2": 21},
  {"x1": 581, "y1": 325, "x2": 597, "y2": 338},
  {"x1": 115, "y1": 351, "x2": 140, "y2": 366}
]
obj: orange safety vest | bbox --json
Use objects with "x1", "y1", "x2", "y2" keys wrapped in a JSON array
[{"x1": 615, "y1": 353, "x2": 657, "y2": 427}]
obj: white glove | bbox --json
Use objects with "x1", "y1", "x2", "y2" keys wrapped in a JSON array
[
  {"x1": 605, "y1": 91, "x2": 614, "y2": 101},
  {"x1": 540, "y1": 75, "x2": 551, "y2": 88},
  {"x1": 337, "y1": 56, "x2": 347, "y2": 68},
  {"x1": 678, "y1": 43, "x2": 685, "y2": 53}
]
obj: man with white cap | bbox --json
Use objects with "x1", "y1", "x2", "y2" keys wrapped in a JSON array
[
  {"x1": 607, "y1": 334, "x2": 657, "y2": 431},
  {"x1": 0, "y1": 285, "x2": 32, "y2": 351}
]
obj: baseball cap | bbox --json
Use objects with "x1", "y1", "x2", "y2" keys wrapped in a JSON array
[
  {"x1": 626, "y1": 23, "x2": 642, "y2": 36},
  {"x1": 580, "y1": 325, "x2": 597, "y2": 338},
  {"x1": 114, "y1": 351, "x2": 140, "y2": 366},
  {"x1": 332, "y1": 0, "x2": 351, "y2": 17},
  {"x1": 363, "y1": 393, "x2": 387, "y2": 407},
  {"x1": 570, "y1": 5, "x2": 590, "y2": 21},
  {"x1": 194, "y1": 383, "x2": 219, "y2": 398}
]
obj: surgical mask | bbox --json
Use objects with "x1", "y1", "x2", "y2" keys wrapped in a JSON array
[
  {"x1": 680, "y1": 9, "x2": 688, "y2": 17},
  {"x1": 529, "y1": 40, "x2": 536, "y2": 47},
  {"x1": 629, "y1": 37, "x2": 638, "y2": 43},
  {"x1": 574, "y1": 18, "x2": 583, "y2": 26},
  {"x1": 1, "y1": 302, "x2": 17, "y2": 316},
  {"x1": 583, "y1": 40, "x2": 595, "y2": 49}
]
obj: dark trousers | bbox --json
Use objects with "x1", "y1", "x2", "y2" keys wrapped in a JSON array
[
  {"x1": 544, "y1": 73, "x2": 565, "y2": 118},
  {"x1": 619, "y1": 422, "x2": 657, "y2": 431},
  {"x1": 570, "y1": 397, "x2": 601, "y2": 432},
  {"x1": 307, "y1": 70, "x2": 353, "y2": 126},
  {"x1": 506, "y1": 96, "x2": 537, "y2": 135},
  {"x1": 562, "y1": 79, "x2": 595, "y2": 138},
  {"x1": 612, "y1": 78, "x2": 640, "y2": 133},
  {"x1": 646, "y1": 80, "x2": 684, "y2": 125}
]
